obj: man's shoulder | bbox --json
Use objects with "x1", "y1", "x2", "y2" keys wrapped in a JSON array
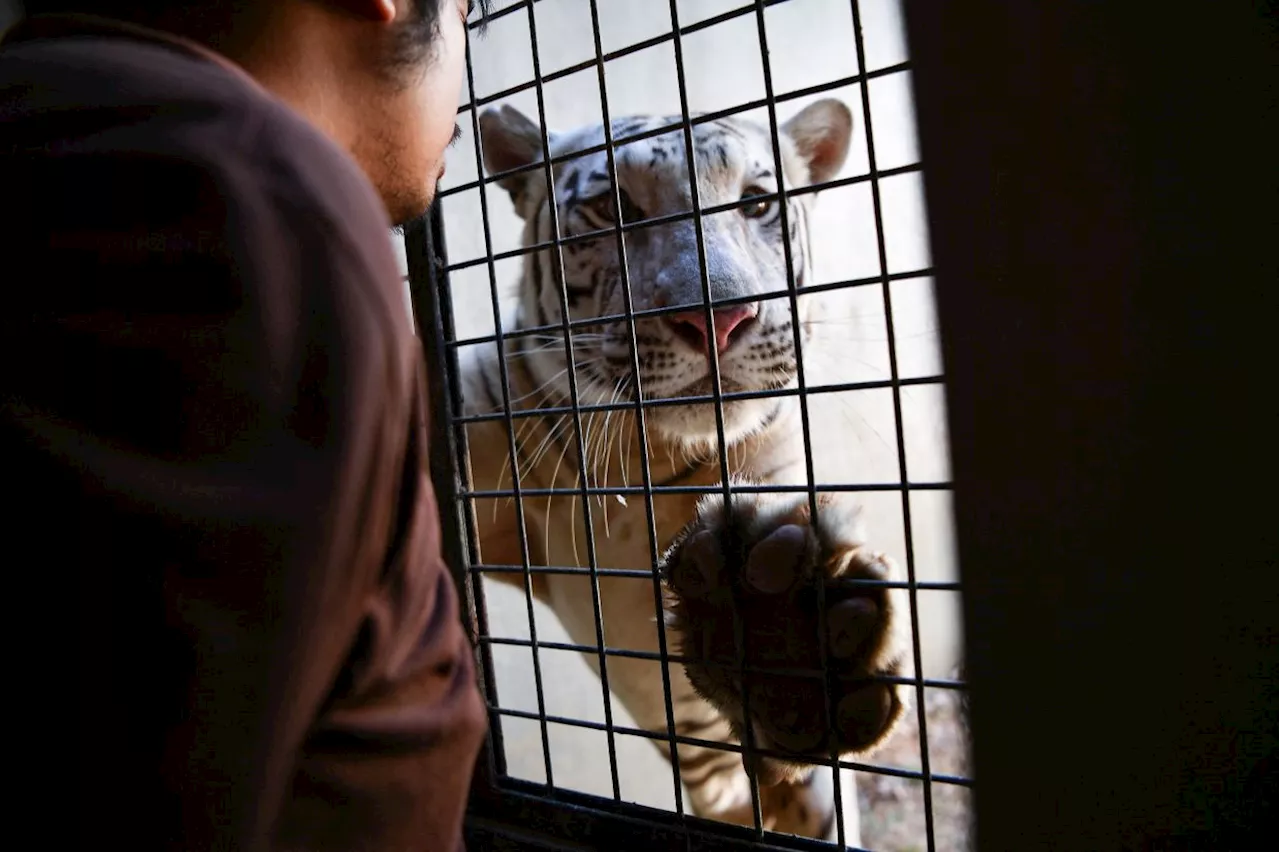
[
  {"x1": 1, "y1": 33, "x2": 391, "y2": 247},
  {"x1": 1, "y1": 32, "x2": 402, "y2": 322}
]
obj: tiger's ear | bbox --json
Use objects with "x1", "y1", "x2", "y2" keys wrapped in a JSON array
[
  {"x1": 479, "y1": 105, "x2": 549, "y2": 217},
  {"x1": 781, "y1": 98, "x2": 853, "y2": 186}
]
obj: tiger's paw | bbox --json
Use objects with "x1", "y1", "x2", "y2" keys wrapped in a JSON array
[{"x1": 662, "y1": 485, "x2": 911, "y2": 786}]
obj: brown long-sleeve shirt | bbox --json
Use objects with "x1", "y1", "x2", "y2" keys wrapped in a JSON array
[{"x1": 0, "y1": 14, "x2": 485, "y2": 851}]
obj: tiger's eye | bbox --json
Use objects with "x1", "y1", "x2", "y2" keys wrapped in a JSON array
[
  {"x1": 741, "y1": 186, "x2": 773, "y2": 218},
  {"x1": 586, "y1": 189, "x2": 644, "y2": 225}
]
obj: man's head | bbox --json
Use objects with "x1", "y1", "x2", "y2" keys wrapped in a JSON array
[{"x1": 21, "y1": 0, "x2": 488, "y2": 225}]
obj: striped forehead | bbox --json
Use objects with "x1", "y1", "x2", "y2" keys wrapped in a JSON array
[{"x1": 550, "y1": 116, "x2": 774, "y2": 203}]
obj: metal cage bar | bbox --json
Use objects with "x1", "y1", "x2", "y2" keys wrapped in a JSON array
[
  {"x1": 477, "y1": 634, "x2": 965, "y2": 688},
  {"x1": 457, "y1": 22, "x2": 558, "y2": 792},
  {"x1": 664, "y1": 0, "x2": 764, "y2": 830},
  {"x1": 843, "y1": 1, "x2": 937, "y2": 847},
  {"x1": 452, "y1": 0, "x2": 865, "y2": 129},
  {"x1": 441, "y1": 166, "x2": 923, "y2": 271},
  {"x1": 441, "y1": 111, "x2": 917, "y2": 204},
  {"x1": 486, "y1": 704, "x2": 973, "y2": 787},
  {"x1": 419, "y1": 0, "x2": 972, "y2": 848},
  {"x1": 445, "y1": 268, "x2": 934, "y2": 350},
  {"x1": 520, "y1": 0, "x2": 624, "y2": 802},
  {"x1": 582, "y1": 0, "x2": 689, "y2": 819}
]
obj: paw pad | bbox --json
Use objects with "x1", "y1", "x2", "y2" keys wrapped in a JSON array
[
  {"x1": 664, "y1": 493, "x2": 908, "y2": 773},
  {"x1": 744, "y1": 523, "x2": 809, "y2": 594}
]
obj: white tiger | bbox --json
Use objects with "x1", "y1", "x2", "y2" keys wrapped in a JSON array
[{"x1": 460, "y1": 98, "x2": 911, "y2": 841}]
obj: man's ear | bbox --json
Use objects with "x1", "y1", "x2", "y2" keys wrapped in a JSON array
[
  {"x1": 326, "y1": 0, "x2": 396, "y2": 23},
  {"x1": 781, "y1": 98, "x2": 854, "y2": 185},
  {"x1": 479, "y1": 105, "x2": 548, "y2": 217}
]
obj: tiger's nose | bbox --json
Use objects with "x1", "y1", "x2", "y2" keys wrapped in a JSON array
[{"x1": 666, "y1": 303, "x2": 759, "y2": 356}]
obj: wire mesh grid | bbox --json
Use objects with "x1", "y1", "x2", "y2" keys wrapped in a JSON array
[{"x1": 404, "y1": 1, "x2": 971, "y2": 848}]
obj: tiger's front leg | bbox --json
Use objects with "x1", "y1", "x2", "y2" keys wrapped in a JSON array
[{"x1": 661, "y1": 483, "x2": 911, "y2": 790}]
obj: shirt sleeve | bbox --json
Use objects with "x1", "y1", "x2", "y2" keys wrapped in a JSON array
[{"x1": 1, "y1": 120, "x2": 485, "y2": 852}]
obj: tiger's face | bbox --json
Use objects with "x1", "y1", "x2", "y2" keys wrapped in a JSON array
[{"x1": 480, "y1": 100, "x2": 852, "y2": 454}]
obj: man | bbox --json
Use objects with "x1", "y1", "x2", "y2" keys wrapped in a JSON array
[{"x1": 0, "y1": 1, "x2": 489, "y2": 849}]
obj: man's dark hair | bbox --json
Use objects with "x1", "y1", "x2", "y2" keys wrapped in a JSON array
[
  {"x1": 16, "y1": 1, "x2": 490, "y2": 80},
  {"x1": 385, "y1": 0, "x2": 490, "y2": 83}
]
